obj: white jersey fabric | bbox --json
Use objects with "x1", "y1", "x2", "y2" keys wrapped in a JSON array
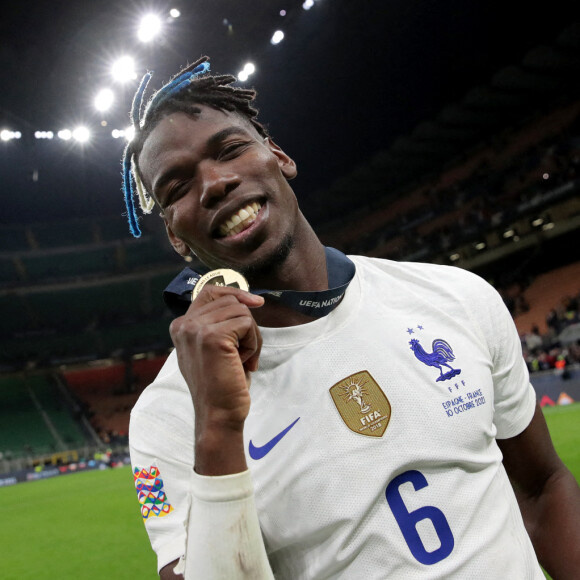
[{"x1": 129, "y1": 256, "x2": 543, "y2": 579}]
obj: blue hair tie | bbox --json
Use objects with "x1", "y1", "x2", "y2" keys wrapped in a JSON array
[
  {"x1": 146, "y1": 62, "x2": 210, "y2": 115},
  {"x1": 131, "y1": 71, "x2": 153, "y2": 128},
  {"x1": 121, "y1": 61, "x2": 210, "y2": 237},
  {"x1": 122, "y1": 144, "x2": 142, "y2": 237}
]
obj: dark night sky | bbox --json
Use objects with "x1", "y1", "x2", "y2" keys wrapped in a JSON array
[{"x1": 1, "y1": 0, "x2": 579, "y2": 228}]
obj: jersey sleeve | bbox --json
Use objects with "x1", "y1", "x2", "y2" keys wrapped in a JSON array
[
  {"x1": 475, "y1": 276, "x2": 537, "y2": 439},
  {"x1": 129, "y1": 362, "x2": 274, "y2": 578},
  {"x1": 129, "y1": 404, "x2": 192, "y2": 573}
]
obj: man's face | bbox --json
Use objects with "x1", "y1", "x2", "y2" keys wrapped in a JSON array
[{"x1": 138, "y1": 106, "x2": 299, "y2": 275}]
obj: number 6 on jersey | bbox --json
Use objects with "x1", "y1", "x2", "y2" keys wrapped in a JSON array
[{"x1": 386, "y1": 470, "x2": 455, "y2": 565}]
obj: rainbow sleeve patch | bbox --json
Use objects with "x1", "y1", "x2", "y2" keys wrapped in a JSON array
[{"x1": 133, "y1": 465, "x2": 174, "y2": 521}]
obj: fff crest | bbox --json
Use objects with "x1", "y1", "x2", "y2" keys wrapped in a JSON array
[{"x1": 329, "y1": 370, "x2": 391, "y2": 438}]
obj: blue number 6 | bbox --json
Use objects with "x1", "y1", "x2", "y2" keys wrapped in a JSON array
[{"x1": 386, "y1": 470, "x2": 454, "y2": 565}]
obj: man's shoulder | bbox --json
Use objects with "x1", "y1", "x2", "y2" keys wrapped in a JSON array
[
  {"x1": 349, "y1": 254, "x2": 487, "y2": 288},
  {"x1": 131, "y1": 350, "x2": 189, "y2": 419}
]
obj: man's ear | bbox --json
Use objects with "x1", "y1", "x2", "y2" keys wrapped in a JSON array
[
  {"x1": 164, "y1": 218, "x2": 191, "y2": 257},
  {"x1": 266, "y1": 138, "x2": 298, "y2": 180}
]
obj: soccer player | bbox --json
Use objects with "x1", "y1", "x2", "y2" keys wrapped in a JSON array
[{"x1": 126, "y1": 57, "x2": 580, "y2": 579}]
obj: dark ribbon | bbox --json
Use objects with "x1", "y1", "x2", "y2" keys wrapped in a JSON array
[{"x1": 163, "y1": 247, "x2": 356, "y2": 318}]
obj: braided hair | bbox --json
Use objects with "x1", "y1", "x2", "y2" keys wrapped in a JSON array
[{"x1": 121, "y1": 56, "x2": 268, "y2": 237}]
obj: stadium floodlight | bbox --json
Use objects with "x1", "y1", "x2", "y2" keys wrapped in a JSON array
[
  {"x1": 138, "y1": 14, "x2": 162, "y2": 42},
  {"x1": 34, "y1": 131, "x2": 54, "y2": 139},
  {"x1": 303, "y1": 0, "x2": 315, "y2": 10},
  {"x1": 238, "y1": 62, "x2": 256, "y2": 82},
  {"x1": 95, "y1": 88, "x2": 114, "y2": 112},
  {"x1": 271, "y1": 30, "x2": 284, "y2": 45},
  {"x1": 58, "y1": 129, "x2": 72, "y2": 140},
  {"x1": 125, "y1": 126, "x2": 135, "y2": 142},
  {"x1": 1, "y1": 129, "x2": 21, "y2": 141},
  {"x1": 449, "y1": 253, "x2": 460, "y2": 262},
  {"x1": 169, "y1": 8, "x2": 181, "y2": 18},
  {"x1": 72, "y1": 127, "x2": 90, "y2": 143},
  {"x1": 111, "y1": 56, "x2": 137, "y2": 82}
]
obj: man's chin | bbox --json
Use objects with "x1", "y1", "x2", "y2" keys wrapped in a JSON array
[
  {"x1": 238, "y1": 234, "x2": 294, "y2": 283},
  {"x1": 193, "y1": 234, "x2": 294, "y2": 282}
]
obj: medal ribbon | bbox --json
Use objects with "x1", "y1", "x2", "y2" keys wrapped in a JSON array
[{"x1": 163, "y1": 247, "x2": 356, "y2": 319}]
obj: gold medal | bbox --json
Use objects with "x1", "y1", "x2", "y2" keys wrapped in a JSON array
[{"x1": 191, "y1": 269, "x2": 250, "y2": 301}]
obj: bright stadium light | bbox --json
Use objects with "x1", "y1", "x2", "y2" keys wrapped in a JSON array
[
  {"x1": 72, "y1": 126, "x2": 90, "y2": 143},
  {"x1": 34, "y1": 131, "x2": 54, "y2": 139},
  {"x1": 1, "y1": 129, "x2": 21, "y2": 141},
  {"x1": 111, "y1": 128, "x2": 133, "y2": 140},
  {"x1": 169, "y1": 8, "x2": 181, "y2": 18},
  {"x1": 111, "y1": 56, "x2": 137, "y2": 82},
  {"x1": 58, "y1": 129, "x2": 72, "y2": 140},
  {"x1": 95, "y1": 88, "x2": 114, "y2": 112},
  {"x1": 303, "y1": 0, "x2": 315, "y2": 10},
  {"x1": 238, "y1": 62, "x2": 256, "y2": 82},
  {"x1": 271, "y1": 30, "x2": 284, "y2": 45},
  {"x1": 138, "y1": 14, "x2": 162, "y2": 42}
]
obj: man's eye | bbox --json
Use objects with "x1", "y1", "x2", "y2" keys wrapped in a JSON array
[
  {"x1": 219, "y1": 142, "x2": 246, "y2": 159},
  {"x1": 162, "y1": 182, "x2": 188, "y2": 206}
]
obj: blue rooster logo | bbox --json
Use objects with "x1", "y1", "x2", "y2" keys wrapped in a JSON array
[{"x1": 409, "y1": 338, "x2": 461, "y2": 382}]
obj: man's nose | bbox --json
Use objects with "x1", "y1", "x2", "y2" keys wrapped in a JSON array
[{"x1": 199, "y1": 163, "x2": 240, "y2": 207}]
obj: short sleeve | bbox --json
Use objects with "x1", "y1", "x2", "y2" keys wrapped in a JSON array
[
  {"x1": 129, "y1": 372, "x2": 195, "y2": 573},
  {"x1": 478, "y1": 279, "x2": 537, "y2": 439}
]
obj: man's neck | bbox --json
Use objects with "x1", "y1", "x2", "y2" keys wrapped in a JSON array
[{"x1": 249, "y1": 233, "x2": 328, "y2": 328}]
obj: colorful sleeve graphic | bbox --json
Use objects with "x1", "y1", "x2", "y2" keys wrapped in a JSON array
[{"x1": 133, "y1": 465, "x2": 174, "y2": 521}]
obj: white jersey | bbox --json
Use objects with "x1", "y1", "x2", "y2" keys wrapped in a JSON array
[{"x1": 129, "y1": 256, "x2": 543, "y2": 579}]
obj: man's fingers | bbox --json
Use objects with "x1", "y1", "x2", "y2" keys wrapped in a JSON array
[
  {"x1": 171, "y1": 307, "x2": 262, "y2": 363},
  {"x1": 191, "y1": 284, "x2": 264, "y2": 309}
]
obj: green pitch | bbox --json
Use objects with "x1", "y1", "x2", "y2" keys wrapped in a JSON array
[
  {"x1": 1, "y1": 403, "x2": 578, "y2": 579},
  {"x1": 0, "y1": 466, "x2": 157, "y2": 579},
  {"x1": 539, "y1": 402, "x2": 580, "y2": 580},
  {"x1": 542, "y1": 402, "x2": 580, "y2": 481}
]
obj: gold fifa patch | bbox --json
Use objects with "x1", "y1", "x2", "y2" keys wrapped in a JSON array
[{"x1": 329, "y1": 370, "x2": 391, "y2": 437}]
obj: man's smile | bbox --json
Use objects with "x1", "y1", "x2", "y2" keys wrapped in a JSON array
[{"x1": 217, "y1": 201, "x2": 263, "y2": 237}]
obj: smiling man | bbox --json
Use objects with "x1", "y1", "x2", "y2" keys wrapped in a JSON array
[{"x1": 125, "y1": 57, "x2": 580, "y2": 579}]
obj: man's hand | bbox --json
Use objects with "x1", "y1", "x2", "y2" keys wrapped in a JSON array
[{"x1": 169, "y1": 285, "x2": 264, "y2": 475}]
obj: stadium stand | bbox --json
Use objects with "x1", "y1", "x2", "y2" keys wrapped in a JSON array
[
  {"x1": 0, "y1": 374, "x2": 87, "y2": 459},
  {"x1": 62, "y1": 356, "x2": 166, "y2": 443},
  {"x1": 1, "y1": 24, "x2": 579, "y2": 480}
]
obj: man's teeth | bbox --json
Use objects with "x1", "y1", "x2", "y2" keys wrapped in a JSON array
[{"x1": 219, "y1": 202, "x2": 262, "y2": 237}]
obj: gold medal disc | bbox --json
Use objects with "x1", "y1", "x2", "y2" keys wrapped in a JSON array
[{"x1": 191, "y1": 269, "x2": 250, "y2": 301}]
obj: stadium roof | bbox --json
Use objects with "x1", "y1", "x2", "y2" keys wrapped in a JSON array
[{"x1": 1, "y1": 1, "x2": 579, "y2": 229}]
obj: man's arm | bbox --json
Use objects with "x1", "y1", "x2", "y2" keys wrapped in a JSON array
[
  {"x1": 498, "y1": 402, "x2": 580, "y2": 579},
  {"x1": 160, "y1": 559, "x2": 182, "y2": 580},
  {"x1": 166, "y1": 285, "x2": 274, "y2": 580}
]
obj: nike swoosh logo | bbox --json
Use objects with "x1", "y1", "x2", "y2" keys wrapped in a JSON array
[{"x1": 248, "y1": 417, "x2": 300, "y2": 460}]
